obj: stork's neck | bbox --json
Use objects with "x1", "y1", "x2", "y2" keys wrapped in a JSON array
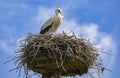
[{"x1": 56, "y1": 13, "x2": 62, "y2": 16}]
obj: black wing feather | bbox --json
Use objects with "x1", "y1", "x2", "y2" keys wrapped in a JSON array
[{"x1": 40, "y1": 22, "x2": 53, "y2": 34}]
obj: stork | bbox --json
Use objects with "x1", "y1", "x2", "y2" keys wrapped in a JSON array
[{"x1": 40, "y1": 8, "x2": 63, "y2": 34}]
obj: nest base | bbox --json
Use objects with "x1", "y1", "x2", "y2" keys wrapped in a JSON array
[{"x1": 28, "y1": 55, "x2": 88, "y2": 77}]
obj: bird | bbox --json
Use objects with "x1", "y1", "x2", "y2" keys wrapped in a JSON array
[{"x1": 40, "y1": 8, "x2": 63, "y2": 35}]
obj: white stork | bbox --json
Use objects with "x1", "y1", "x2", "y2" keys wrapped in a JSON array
[{"x1": 40, "y1": 8, "x2": 63, "y2": 34}]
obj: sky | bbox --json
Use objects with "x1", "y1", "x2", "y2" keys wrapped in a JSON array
[{"x1": 0, "y1": 0, "x2": 120, "y2": 78}]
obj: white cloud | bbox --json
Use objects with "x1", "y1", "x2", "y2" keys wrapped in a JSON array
[
  {"x1": 0, "y1": 40, "x2": 14, "y2": 54},
  {"x1": 0, "y1": 36, "x2": 18, "y2": 55},
  {"x1": 35, "y1": 7, "x2": 55, "y2": 26}
]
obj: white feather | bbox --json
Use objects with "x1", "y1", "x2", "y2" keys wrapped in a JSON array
[
  {"x1": 40, "y1": 8, "x2": 63, "y2": 34},
  {"x1": 41, "y1": 16, "x2": 55, "y2": 31}
]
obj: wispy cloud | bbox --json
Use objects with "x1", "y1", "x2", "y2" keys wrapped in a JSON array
[
  {"x1": 0, "y1": 39, "x2": 16, "y2": 54},
  {"x1": 35, "y1": 7, "x2": 55, "y2": 26}
]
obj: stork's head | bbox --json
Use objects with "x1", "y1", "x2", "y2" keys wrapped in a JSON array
[{"x1": 55, "y1": 8, "x2": 62, "y2": 15}]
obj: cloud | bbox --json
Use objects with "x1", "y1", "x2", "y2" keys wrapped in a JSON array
[
  {"x1": 0, "y1": 40, "x2": 15, "y2": 54},
  {"x1": 0, "y1": 35, "x2": 18, "y2": 55},
  {"x1": 0, "y1": 1, "x2": 26, "y2": 21},
  {"x1": 35, "y1": 7, "x2": 55, "y2": 25}
]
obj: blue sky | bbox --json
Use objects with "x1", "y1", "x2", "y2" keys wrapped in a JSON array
[{"x1": 0, "y1": 0, "x2": 120, "y2": 78}]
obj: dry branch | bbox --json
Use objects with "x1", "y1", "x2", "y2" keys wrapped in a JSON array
[{"x1": 10, "y1": 32, "x2": 106, "y2": 78}]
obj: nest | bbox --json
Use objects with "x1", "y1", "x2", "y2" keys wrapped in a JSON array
[{"x1": 10, "y1": 32, "x2": 106, "y2": 78}]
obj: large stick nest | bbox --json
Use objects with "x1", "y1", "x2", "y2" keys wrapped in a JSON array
[{"x1": 11, "y1": 32, "x2": 105, "y2": 78}]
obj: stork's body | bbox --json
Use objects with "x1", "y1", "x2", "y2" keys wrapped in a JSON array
[{"x1": 40, "y1": 8, "x2": 63, "y2": 34}]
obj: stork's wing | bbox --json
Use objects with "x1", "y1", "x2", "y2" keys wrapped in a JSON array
[{"x1": 40, "y1": 17, "x2": 54, "y2": 34}]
